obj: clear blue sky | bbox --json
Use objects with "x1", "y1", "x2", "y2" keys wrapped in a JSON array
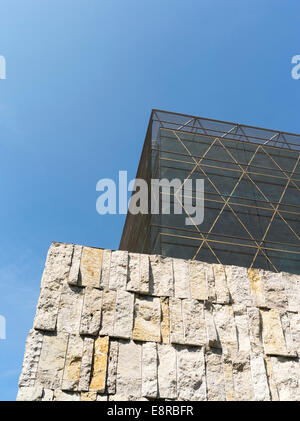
[{"x1": 0, "y1": 0, "x2": 299, "y2": 400}]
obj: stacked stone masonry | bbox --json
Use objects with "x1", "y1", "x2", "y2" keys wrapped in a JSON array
[{"x1": 17, "y1": 242, "x2": 300, "y2": 401}]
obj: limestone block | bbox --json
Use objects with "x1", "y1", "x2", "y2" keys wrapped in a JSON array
[
  {"x1": 16, "y1": 385, "x2": 44, "y2": 401},
  {"x1": 115, "y1": 340, "x2": 142, "y2": 400},
  {"x1": 78, "y1": 337, "x2": 94, "y2": 392},
  {"x1": 182, "y1": 299, "x2": 206, "y2": 346},
  {"x1": 271, "y1": 356, "x2": 300, "y2": 401},
  {"x1": 225, "y1": 265, "x2": 252, "y2": 306},
  {"x1": 127, "y1": 253, "x2": 140, "y2": 292},
  {"x1": 42, "y1": 389, "x2": 54, "y2": 401},
  {"x1": 248, "y1": 268, "x2": 266, "y2": 307},
  {"x1": 140, "y1": 254, "x2": 150, "y2": 294},
  {"x1": 280, "y1": 311, "x2": 297, "y2": 357},
  {"x1": 234, "y1": 306, "x2": 251, "y2": 352},
  {"x1": 283, "y1": 272, "x2": 300, "y2": 313},
  {"x1": 231, "y1": 351, "x2": 254, "y2": 401},
  {"x1": 79, "y1": 247, "x2": 103, "y2": 288},
  {"x1": 189, "y1": 260, "x2": 208, "y2": 300},
  {"x1": 80, "y1": 287, "x2": 102, "y2": 336},
  {"x1": 264, "y1": 356, "x2": 280, "y2": 401},
  {"x1": 173, "y1": 258, "x2": 190, "y2": 299},
  {"x1": 262, "y1": 271, "x2": 288, "y2": 310},
  {"x1": 160, "y1": 297, "x2": 170, "y2": 344},
  {"x1": 99, "y1": 289, "x2": 116, "y2": 336},
  {"x1": 222, "y1": 353, "x2": 235, "y2": 401},
  {"x1": 250, "y1": 354, "x2": 271, "y2": 401},
  {"x1": 213, "y1": 304, "x2": 238, "y2": 352},
  {"x1": 99, "y1": 249, "x2": 111, "y2": 289},
  {"x1": 37, "y1": 331, "x2": 69, "y2": 389},
  {"x1": 62, "y1": 334, "x2": 84, "y2": 391},
  {"x1": 133, "y1": 296, "x2": 161, "y2": 342},
  {"x1": 113, "y1": 290, "x2": 134, "y2": 339},
  {"x1": 97, "y1": 394, "x2": 108, "y2": 401},
  {"x1": 81, "y1": 392, "x2": 97, "y2": 401},
  {"x1": 289, "y1": 312, "x2": 300, "y2": 354},
  {"x1": 142, "y1": 342, "x2": 158, "y2": 398},
  {"x1": 149, "y1": 255, "x2": 173, "y2": 297},
  {"x1": 33, "y1": 287, "x2": 61, "y2": 332},
  {"x1": 177, "y1": 345, "x2": 206, "y2": 401},
  {"x1": 90, "y1": 336, "x2": 109, "y2": 392},
  {"x1": 169, "y1": 297, "x2": 184, "y2": 345},
  {"x1": 127, "y1": 253, "x2": 149, "y2": 295},
  {"x1": 206, "y1": 263, "x2": 216, "y2": 301},
  {"x1": 56, "y1": 284, "x2": 84, "y2": 334},
  {"x1": 34, "y1": 242, "x2": 73, "y2": 331},
  {"x1": 204, "y1": 305, "x2": 220, "y2": 348},
  {"x1": 109, "y1": 250, "x2": 128, "y2": 290},
  {"x1": 213, "y1": 264, "x2": 230, "y2": 304},
  {"x1": 18, "y1": 329, "x2": 43, "y2": 387},
  {"x1": 247, "y1": 307, "x2": 264, "y2": 354},
  {"x1": 53, "y1": 390, "x2": 80, "y2": 401},
  {"x1": 40, "y1": 242, "x2": 74, "y2": 290},
  {"x1": 205, "y1": 349, "x2": 226, "y2": 401},
  {"x1": 106, "y1": 340, "x2": 119, "y2": 394},
  {"x1": 68, "y1": 245, "x2": 83, "y2": 286},
  {"x1": 261, "y1": 309, "x2": 288, "y2": 356},
  {"x1": 157, "y1": 344, "x2": 177, "y2": 399}
]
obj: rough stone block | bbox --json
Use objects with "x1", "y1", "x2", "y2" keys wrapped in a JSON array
[
  {"x1": 189, "y1": 260, "x2": 208, "y2": 300},
  {"x1": 169, "y1": 297, "x2": 184, "y2": 345},
  {"x1": 18, "y1": 329, "x2": 43, "y2": 387},
  {"x1": 109, "y1": 250, "x2": 128, "y2": 290},
  {"x1": 62, "y1": 334, "x2": 84, "y2": 391},
  {"x1": 79, "y1": 247, "x2": 103, "y2": 288},
  {"x1": 173, "y1": 258, "x2": 190, "y2": 299},
  {"x1": 149, "y1": 255, "x2": 173, "y2": 297},
  {"x1": 213, "y1": 264, "x2": 230, "y2": 304},
  {"x1": 68, "y1": 245, "x2": 82, "y2": 286},
  {"x1": 90, "y1": 336, "x2": 109, "y2": 392},
  {"x1": 78, "y1": 337, "x2": 94, "y2": 392},
  {"x1": 261, "y1": 309, "x2": 288, "y2": 356},
  {"x1": 205, "y1": 349, "x2": 225, "y2": 401},
  {"x1": 106, "y1": 340, "x2": 119, "y2": 394},
  {"x1": 142, "y1": 342, "x2": 158, "y2": 398},
  {"x1": 127, "y1": 253, "x2": 149, "y2": 294},
  {"x1": 80, "y1": 287, "x2": 102, "y2": 336},
  {"x1": 182, "y1": 299, "x2": 206, "y2": 346},
  {"x1": 99, "y1": 289, "x2": 116, "y2": 336},
  {"x1": 113, "y1": 290, "x2": 134, "y2": 339},
  {"x1": 160, "y1": 297, "x2": 170, "y2": 344},
  {"x1": 225, "y1": 265, "x2": 252, "y2": 306},
  {"x1": 99, "y1": 249, "x2": 111, "y2": 289},
  {"x1": 248, "y1": 268, "x2": 266, "y2": 308},
  {"x1": 37, "y1": 331, "x2": 69, "y2": 389},
  {"x1": 177, "y1": 345, "x2": 206, "y2": 401},
  {"x1": 250, "y1": 354, "x2": 271, "y2": 401},
  {"x1": 157, "y1": 344, "x2": 177, "y2": 399},
  {"x1": 56, "y1": 284, "x2": 84, "y2": 334},
  {"x1": 133, "y1": 296, "x2": 161, "y2": 342},
  {"x1": 115, "y1": 340, "x2": 142, "y2": 400}
]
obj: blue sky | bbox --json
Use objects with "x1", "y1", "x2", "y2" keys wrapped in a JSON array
[{"x1": 0, "y1": 0, "x2": 299, "y2": 400}]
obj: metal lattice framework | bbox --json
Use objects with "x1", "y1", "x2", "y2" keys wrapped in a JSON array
[{"x1": 120, "y1": 110, "x2": 300, "y2": 274}]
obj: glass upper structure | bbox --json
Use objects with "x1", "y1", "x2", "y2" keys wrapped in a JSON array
[{"x1": 120, "y1": 110, "x2": 300, "y2": 274}]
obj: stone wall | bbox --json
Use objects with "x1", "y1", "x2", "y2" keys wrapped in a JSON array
[{"x1": 17, "y1": 242, "x2": 300, "y2": 401}]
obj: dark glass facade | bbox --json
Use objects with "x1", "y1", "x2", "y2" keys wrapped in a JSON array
[{"x1": 120, "y1": 110, "x2": 300, "y2": 274}]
